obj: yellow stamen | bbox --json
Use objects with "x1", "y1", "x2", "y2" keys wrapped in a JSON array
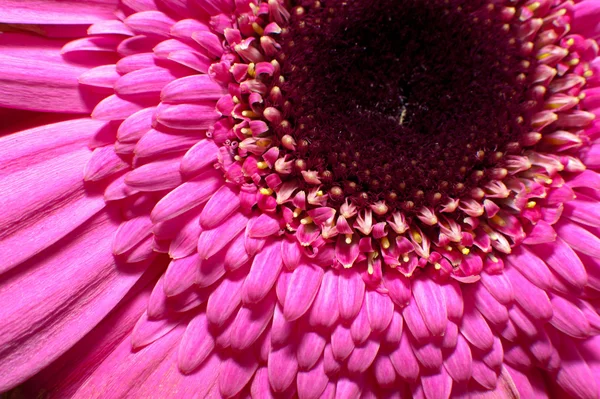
[
  {"x1": 247, "y1": 62, "x2": 256, "y2": 77},
  {"x1": 257, "y1": 161, "x2": 268, "y2": 170},
  {"x1": 345, "y1": 234, "x2": 352, "y2": 244},
  {"x1": 434, "y1": 263, "x2": 442, "y2": 270},
  {"x1": 242, "y1": 110, "x2": 259, "y2": 118},
  {"x1": 402, "y1": 254, "x2": 409, "y2": 263},
  {"x1": 300, "y1": 216, "x2": 313, "y2": 225},
  {"x1": 584, "y1": 70, "x2": 594, "y2": 78},
  {"x1": 526, "y1": 200, "x2": 536, "y2": 208},
  {"x1": 381, "y1": 237, "x2": 390, "y2": 250},
  {"x1": 491, "y1": 215, "x2": 506, "y2": 227},
  {"x1": 259, "y1": 187, "x2": 273, "y2": 195},
  {"x1": 461, "y1": 247, "x2": 470, "y2": 255},
  {"x1": 252, "y1": 22, "x2": 264, "y2": 35},
  {"x1": 411, "y1": 230, "x2": 423, "y2": 244},
  {"x1": 293, "y1": 207, "x2": 302, "y2": 218},
  {"x1": 316, "y1": 190, "x2": 324, "y2": 196}
]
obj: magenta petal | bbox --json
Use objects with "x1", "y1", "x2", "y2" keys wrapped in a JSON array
[
  {"x1": 243, "y1": 240, "x2": 283, "y2": 304},
  {"x1": 0, "y1": 54, "x2": 99, "y2": 113},
  {"x1": 460, "y1": 303, "x2": 494, "y2": 351},
  {"x1": 412, "y1": 277, "x2": 448, "y2": 336},
  {"x1": 247, "y1": 213, "x2": 281, "y2": 238},
  {"x1": 206, "y1": 269, "x2": 244, "y2": 327},
  {"x1": 443, "y1": 334, "x2": 472, "y2": 383},
  {"x1": 532, "y1": 237, "x2": 588, "y2": 290},
  {"x1": 250, "y1": 367, "x2": 276, "y2": 399},
  {"x1": 390, "y1": 330, "x2": 420, "y2": 383},
  {"x1": 296, "y1": 331, "x2": 326, "y2": 370},
  {"x1": 0, "y1": 211, "x2": 144, "y2": 391},
  {"x1": 219, "y1": 351, "x2": 259, "y2": 398},
  {"x1": 283, "y1": 262, "x2": 324, "y2": 321},
  {"x1": 297, "y1": 358, "x2": 329, "y2": 399},
  {"x1": 421, "y1": 367, "x2": 452, "y2": 399},
  {"x1": 338, "y1": 269, "x2": 366, "y2": 321},
  {"x1": 308, "y1": 270, "x2": 340, "y2": 328},
  {"x1": 151, "y1": 169, "x2": 222, "y2": 223},
  {"x1": 0, "y1": 144, "x2": 106, "y2": 272},
  {"x1": 335, "y1": 376, "x2": 363, "y2": 399},
  {"x1": 200, "y1": 184, "x2": 240, "y2": 229},
  {"x1": 197, "y1": 210, "x2": 248, "y2": 258},
  {"x1": 268, "y1": 344, "x2": 298, "y2": 393},
  {"x1": 365, "y1": 289, "x2": 394, "y2": 333},
  {"x1": 163, "y1": 254, "x2": 199, "y2": 296},
  {"x1": 0, "y1": 0, "x2": 118, "y2": 24},
  {"x1": 347, "y1": 339, "x2": 380, "y2": 373},
  {"x1": 331, "y1": 324, "x2": 355, "y2": 361},
  {"x1": 177, "y1": 313, "x2": 214, "y2": 373},
  {"x1": 230, "y1": 292, "x2": 276, "y2": 351}
]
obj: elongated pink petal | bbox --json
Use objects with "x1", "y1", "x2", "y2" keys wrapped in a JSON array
[
  {"x1": 308, "y1": 270, "x2": 340, "y2": 328},
  {"x1": 338, "y1": 269, "x2": 366, "y2": 321},
  {"x1": 347, "y1": 339, "x2": 380, "y2": 373},
  {"x1": 161, "y1": 74, "x2": 227, "y2": 103},
  {"x1": 296, "y1": 331, "x2": 325, "y2": 370},
  {"x1": 0, "y1": 146, "x2": 105, "y2": 273},
  {"x1": 0, "y1": 54, "x2": 100, "y2": 113},
  {"x1": 390, "y1": 330, "x2": 420, "y2": 382},
  {"x1": 197, "y1": 210, "x2": 248, "y2": 258},
  {"x1": 219, "y1": 351, "x2": 258, "y2": 397},
  {"x1": 180, "y1": 139, "x2": 219, "y2": 176},
  {"x1": 200, "y1": 184, "x2": 240, "y2": 229},
  {"x1": 284, "y1": 263, "x2": 324, "y2": 321},
  {"x1": 130, "y1": 310, "x2": 181, "y2": 349},
  {"x1": 230, "y1": 292, "x2": 276, "y2": 351},
  {"x1": 163, "y1": 254, "x2": 200, "y2": 296},
  {"x1": 243, "y1": 240, "x2": 283, "y2": 304},
  {"x1": 0, "y1": 211, "x2": 145, "y2": 391},
  {"x1": 268, "y1": 344, "x2": 298, "y2": 393},
  {"x1": 177, "y1": 313, "x2": 214, "y2": 373},
  {"x1": 413, "y1": 277, "x2": 448, "y2": 336},
  {"x1": 151, "y1": 169, "x2": 222, "y2": 222},
  {"x1": 125, "y1": 156, "x2": 183, "y2": 192},
  {"x1": 297, "y1": 358, "x2": 329, "y2": 399},
  {"x1": 0, "y1": 0, "x2": 118, "y2": 24}
]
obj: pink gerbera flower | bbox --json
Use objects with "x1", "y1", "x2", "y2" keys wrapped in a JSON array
[{"x1": 1, "y1": 0, "x2": 600, "y2": 397}]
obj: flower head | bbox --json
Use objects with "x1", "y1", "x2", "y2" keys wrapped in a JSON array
[{"x1": 1, "y1": 0, "x2": 600, "y2": 398}]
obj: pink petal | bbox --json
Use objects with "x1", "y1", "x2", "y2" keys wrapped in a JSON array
[
  {"x1": 412, "y1": 277, "x2": 448, "y2": 336},
  {"x1": 155, "y1": 103, "x2": 220, "y2": 130},
  {"x1": 219, "y1": 352, "x2": 258, "y2": 398},
  {"x1": 421, "y1": 367, "x2": 452, "y2": 399},
  {"x1": 297, "y1": 358, "x2": 329, "y2": 399},
  {"x1": 350, "y1": 300, "x2": 372, "y2": 345},
  {"x1": 200, "y1": 184, "x2": 240, "y2": 229},
  {"x1": 169, "y1": 211, "x2": 202, "y2": 259},
  {"x1": 0, "y1": 54, "x2": 100, "y2": 113},
  {"x1": 532, "y1": 237, "x2": 588, "y2": 290},
  {"x1": 504, "y1": 266, "x2": 553, "y2": 321},
  {"x1": 366, "y1": 289, "x2": 394, "y2": 333},
  {"x1": 163, "y1": 254, "x2": 200, "y2": 297},
  {"x1": 243, "y1": 240, "x2": 283, "y2": 304},
  {"x1": 247, "y1": 213, "x2": 281, "y2": 238},
  {"x1": 161, "y1": 74, "x2": 227, "y2": 103},
  {"x1": 308, "y1": 269, "x2": 340, "y2": 328},
  {"x1": 0, "y1": 125, "x2": 106, "y2": 271},
  {"x1": 250, "y1": 367, "x2": 276, "y2": 399},
  {"x1": 460, "y1": 304, "x2": 494, "y2": 351},
  {"x1": 130, "y1": 310, "x2": 181, "y2": 349},
  {"x1": 84, "y1": 145, "x2": 129, "y2": 181},
  {"x1": 0, "y1": 211, "x2": 144, "y2": 391},
  {"x1": 230, "y1": 292, "x2": 276, "y2": 351},
  {"x1": 284, "y1": 263, "x2": 324, "y2": 321},
  {"x1": 505, "y1": 245, "x2": 552, "y2": 290},
  {"x1": 338, "y1": 269, "x2": 366, "y2": 321},
  {"x1": 177, "y1": 313, "x2": 214, "y2": 373},
  {"x1": 0, "y1": 0, "x2": 118, "y2": 24},
  {"x1": 125, "y1": 156, "x2": 183, "y2": 192},
  {"x1": 151, "y1": 169, "x2": 222, "y2": 222},
  {"x1": 206, "y1": 269, "x2": 244, "y2": 327},
  {"x1": 390, "y1": 330, "x2": 420, "y2": 383},
  {"x1": 180, "y1": 139, "x2": 219, "y2": 177},
  {"x1": 347, "y1": 339, "x2": 380, "y2": 373},
  {"x1": 112, "y1": 215, "x2": 153, "y2": 255},
  {"x1": 268, "y1": 345, "x2": 298, "y2": 393},
  {"x1": 443, "y1": 334, "x2": 472, "y2": 383},
  {"x1": 197, "y1": 210, "x2": 248, "y2": 259},
  {"x1": 296, "y1": 331, "x2": 326, "y2": 370}
]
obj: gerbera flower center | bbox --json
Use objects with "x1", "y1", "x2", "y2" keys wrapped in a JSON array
[{"x1": 277, "y1": 0, "x2": 532, "y2": 210}]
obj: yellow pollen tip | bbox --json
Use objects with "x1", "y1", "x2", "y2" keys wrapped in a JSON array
[
  {"x1": 491, "y1": 215, "x2": 507, "y2": 227},
  {"x1": 257, "y1": 161, "x2": 268, "y2": 169},
  {"x1": 300, "y1": 216, "x2": 313, "y2": 225},
  {"x1": 345, "y1": 234, "x2": 353, "y2": 244},
  {"x1": 232, "y1": 96, "x2": 240, "y2": 104},
  {"x1": 411, "y1": 231, "x2": 423, "y2": 244},
  {"x1": 381, "y1": 237, "x2": 390, "y2": 250},
  {"x1": 402, "y1": 255, "x2": 409, "y2": 263},
  {"x1": 316, "y1": 190, "x2": 324, "y2": 196},
  {"x1": 252, "y1": 23, "x2": 264, "y2": 35},
  {"x1": 461, "y1": 248, "x2": 470, "y2": 255},
  {"x1": 566, "y1": 38, "x2": 575, "y2": 46},
  {"x1": 259, "y1": 188, "x2": 273, "y2": 195},
  {"x1": 434, "y1": 263, "x2": 442, "y2": 270},
  {"x1": 569, "y1": 58, "x2": 580, "y2": 66},
  {"x1": 241, "y1": 128, "x2": 252, "y2": 136},
  {"x1": 242, "y1": 110, "x2": 259, "y2": 118},
  {"x1": 446, "y1": 246, "x2": 453, "y2": 251},
  {"x1": 293, "y1": 208, "x2": 302, "y2": 218},
  {"x1": 234, "y1": 155, "x2": 242, "y2": 161},
  {"x1": 584, "y1": 70, "x2": 594, "y2": 78},
  {"x1": 527, "y1": 2, "x2": 540, "y2": 11},
  {"x1": 526, "y1": 200, "x2": 537, "y2": 208}
]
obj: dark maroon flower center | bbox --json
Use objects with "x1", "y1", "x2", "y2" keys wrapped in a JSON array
[{"x1": 274, "y1": 0, "x2": 533, "y2": 211}]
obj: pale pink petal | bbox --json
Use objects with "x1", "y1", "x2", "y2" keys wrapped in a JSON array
[
  {"x1": 0, "y1": 54, "x2": 101, "y2": 113},
  {"x1": 0, "y1": 212, "x2": 145, "y2": 391},
  {"x1": 0, "y1": 0, "x2": 118, "y2": 24},
  {"x1": 284, "y1": 263, "x2": 324, "y2": 321}
]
